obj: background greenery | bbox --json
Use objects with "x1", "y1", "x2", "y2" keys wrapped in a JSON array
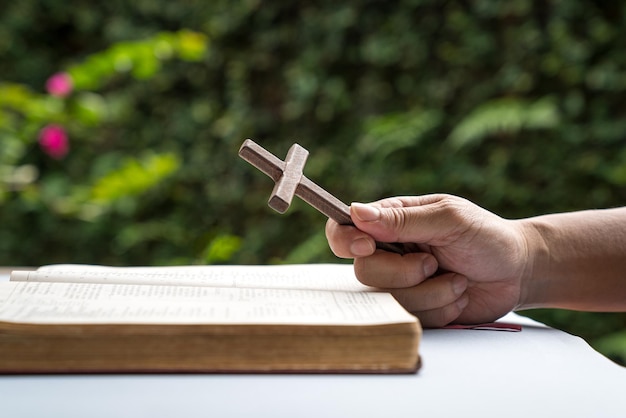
[{"x1": 1, "y1": 1, "x2": 624, "y2": 365}]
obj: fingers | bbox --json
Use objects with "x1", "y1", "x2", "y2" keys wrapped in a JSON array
[
  {"x1": 386, "y1": 273, "x2": 469, "y2": 328},
  {"x1": 352, "y1": 253, "x2": 469, "y2": 327},
  {"x1": 353, "y1": 251, "x2": 438, "y2": 288},
  {"x1": 325, "y1": 218, "x2": 376, "y2": 258},
  {"x1": 352, "y1": 257, "x2": 469, "y2": 327},
  {"x1": 413, "y1": 294, "x2": 469, "y2": 328}
]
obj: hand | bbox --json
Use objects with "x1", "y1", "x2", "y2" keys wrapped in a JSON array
[{"x1": 325, "y1": 194, "x2": 529, "y2": 327}]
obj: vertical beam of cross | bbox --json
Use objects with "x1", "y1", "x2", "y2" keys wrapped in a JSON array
[
  {"x1": 268, "y1": 143, "x2": 309, "y2": 214},
  {"x1": 239, "y1": 139, "x2": 408, "y2": 255}
]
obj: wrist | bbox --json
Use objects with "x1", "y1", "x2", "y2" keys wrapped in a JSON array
[{"x1": 514, "y1": 217, "x2": 551, "y2": 311}]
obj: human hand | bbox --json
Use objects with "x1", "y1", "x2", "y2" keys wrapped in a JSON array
[{"x1": 325, "y1": 194, "x2": 529, "y2": 327}]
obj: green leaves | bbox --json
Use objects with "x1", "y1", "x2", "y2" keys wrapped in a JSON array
[
  {"x1": 359, "y1": 109, "x2": 443, "y2": 158},
  {"x1": 448, "y1": 98, "x2": 560, "y2": 149},
  {"x1": 90, "y1": 153, "x2": 180, "y2": 205},
  {"x1": 201, "y1": 235, "x2": 242, "y2": 264},
  {"x1": 33, "y1": 153, "x2": 181, "y2": 221},
  {"x1": 0, "y1": 30, "x2": 207, "y2": 229},
  {"x1": 593, "y1": 330, "x2": 626, "y2": 366},
  {"x1": 2, "y1": 2, "x2": 625, "y2": 269},
  {"x1": 68, "y1": 30, "x2": 209, "y2": 91}
]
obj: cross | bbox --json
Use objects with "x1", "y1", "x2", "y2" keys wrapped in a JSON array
[{"x1": 238, "y1": 139, "x2": 408, "y2": 255}]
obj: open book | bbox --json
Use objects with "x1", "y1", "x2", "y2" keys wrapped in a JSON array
[{"x1": 0, "y1": 264, "x2": 421, "y2": 374}]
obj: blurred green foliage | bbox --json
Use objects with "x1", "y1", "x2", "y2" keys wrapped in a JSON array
[{"x1": 0, "y1": 0, "x2": 624, "y2": 365}]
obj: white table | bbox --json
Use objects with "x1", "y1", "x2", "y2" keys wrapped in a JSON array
[{"x1": 0, "y1": 272, "x2": 623, "y2": 418}]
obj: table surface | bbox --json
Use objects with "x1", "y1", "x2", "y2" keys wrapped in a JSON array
[{"x1": 0, "y1": 272, "x2": 624, "y2": 418}]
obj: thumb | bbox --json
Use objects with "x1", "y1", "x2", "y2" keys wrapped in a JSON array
[{"x1": 350, "y1": 201, "x2": 440, "y2": 244}]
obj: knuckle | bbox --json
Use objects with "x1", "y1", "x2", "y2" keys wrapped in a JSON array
[
  {"x1": 385, "y1": 207, "x2": 410, "y2": 242},
  {"x1": 435, "y1": 195, "x2": 465, "y2": 220}
]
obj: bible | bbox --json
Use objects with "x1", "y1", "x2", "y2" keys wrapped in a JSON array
[{"x1": 0, "y1": 264, "x2": 421, "y2": 374}]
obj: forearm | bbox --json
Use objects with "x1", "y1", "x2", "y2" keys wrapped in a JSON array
[{"x1": 517, "y1": 207, "x2": 626, "y2": 311}]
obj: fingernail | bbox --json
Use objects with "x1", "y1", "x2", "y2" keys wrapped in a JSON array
[
  {"x1": 452, "y1": 275, "x2": 467, "y2": 296},
  {"x1": 423, "y1": 257, "x2": 438, "y2": 278},
  {"x1": 350, "y1": 238, "x2": 376, "y2": 257},
  {"x1": 351, "y1": 202, "x2": 381, "y2": 222}
]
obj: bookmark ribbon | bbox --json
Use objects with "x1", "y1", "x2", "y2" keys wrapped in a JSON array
[{"x1": 442, "y1": 322, "x2": 522, "y2": 332}]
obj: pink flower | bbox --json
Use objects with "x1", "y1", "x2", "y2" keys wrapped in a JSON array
[
  {"x1": 39, "y1": 125, "x2": 69, "y2": 159},
  {"x1": 45, "y1": 72, "x2": 73, "y2": 97}
]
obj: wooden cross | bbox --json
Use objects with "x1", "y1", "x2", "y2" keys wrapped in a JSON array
[{"x1": 238, "y1": 139, "x2": 408, "y2": 255}]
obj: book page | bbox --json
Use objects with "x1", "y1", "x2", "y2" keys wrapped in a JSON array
[
  {"x1": 0, "y1": 281, "x2": 415, "y2": 326},
  {"x1": 11, "y1": 264, "x2": 371, "y2": 292}
]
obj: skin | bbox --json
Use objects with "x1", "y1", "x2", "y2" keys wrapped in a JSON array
[{"x1": 325, "y1": 194, "x2": 626, "y2": 328}]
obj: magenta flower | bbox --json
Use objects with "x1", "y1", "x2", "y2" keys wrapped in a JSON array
[
  {"x1": 39, "y1": 125, "x2": 69, "y2": 159},
  {"x1": 45, "y1": 72, "x2": 73, "y2": 97}
]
